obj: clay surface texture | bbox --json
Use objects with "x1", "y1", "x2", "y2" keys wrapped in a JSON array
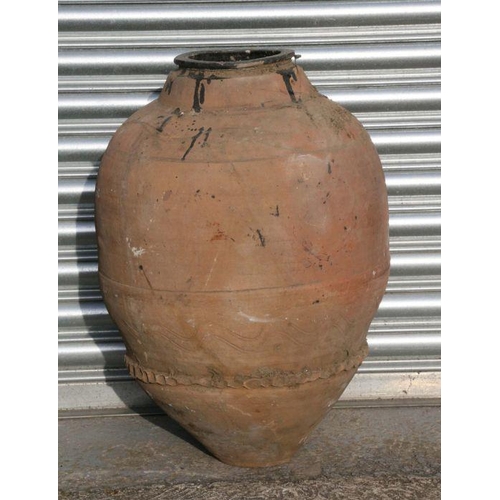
[{"x1": 95, "y1": 49, "x2": 390, "y2": 467}]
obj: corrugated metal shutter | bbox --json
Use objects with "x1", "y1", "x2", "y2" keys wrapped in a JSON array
[{"x1": 58, "y1": 0, "x2": 441, "y2": 412}]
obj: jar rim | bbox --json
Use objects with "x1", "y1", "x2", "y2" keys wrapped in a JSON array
[{"x1": 174, "y1": 48, "x2": 297, "y2": 70}]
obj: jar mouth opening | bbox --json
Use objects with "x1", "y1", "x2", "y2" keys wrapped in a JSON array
[{"x1": 174, "y1": 48, "x2": 296, "y2": 69}]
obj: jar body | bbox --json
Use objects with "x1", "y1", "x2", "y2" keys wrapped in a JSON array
[{"x1": 95, "y1": 50, "x2": 390, "y2": 467}]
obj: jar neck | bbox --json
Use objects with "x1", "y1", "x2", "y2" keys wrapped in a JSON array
[
  {"x1": 158, "y1": 49, "x2": 315, "y2": 112},
  {"x1": 174, "y1": 48, "x2": 297, "y2": 71}
]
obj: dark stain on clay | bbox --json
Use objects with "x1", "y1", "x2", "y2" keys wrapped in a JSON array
[
  {"x1": 138, "y1": 264, "x2": 153, "y2": 289},
  {"x1": 199, "y1": 83, "x2": 206, "y2": 105},
  {"x1": 204, "y1": 74, "x2": 226, "y2": 84},
  {"x1": 211, "y1": 230, "x2": 225, "y2": 241},
  {"x1": 193, "y1": 79, "x2": 203, "y2": 113},
  {"x1": 156, "y1": 108, "x2": 182, "y2": 132},
  {"x1": 182, "y1": 127, "x2": 205, "y2": 161},
  {"x1": 211, "y1": 229, "x2": 228, "y2": 241},
  {"x1": 327, "y1": 161, "x2": 333, "y2": 174},
  {"x1": 278, "y1": 69, "x2": 299, "y2": 103},
  {"x1": 189, "y1": 73, "x2": 226, "y2": 113},
  {"x1": 156, "y1": 116, "x2": 172, "y2": 132},
  {"x1": 302, "y1": 240, "x2": 330, "y2": 270},
  {"x1": 271, "y1": 205, "x2": 280, "y2": 217},
  {"x1": 207, "y1": 221, "x2": 235, "y2": 242},
  {"x1": 202, "y1": 127, "x2": 212, "y2": 147},
  {"x1": 256, "y1": 229, "x2": 266, "y2": 247}
]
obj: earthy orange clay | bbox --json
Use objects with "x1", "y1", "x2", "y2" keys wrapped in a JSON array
[{"x1": 95, "y1": 49, "x2": 390, "y2": 467}]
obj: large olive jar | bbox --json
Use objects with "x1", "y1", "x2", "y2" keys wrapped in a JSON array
[{"x1": 95, "y1": 48, "x2": 390, "y2": 467}]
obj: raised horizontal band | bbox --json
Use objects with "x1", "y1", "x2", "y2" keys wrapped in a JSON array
[{"x1": 125, "y1": 343, "x2": 368, "y2": 389}]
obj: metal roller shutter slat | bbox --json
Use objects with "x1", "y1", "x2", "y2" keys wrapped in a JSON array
[{"x1": 58, "y1": 0, "x2": 441, "y2": 409}]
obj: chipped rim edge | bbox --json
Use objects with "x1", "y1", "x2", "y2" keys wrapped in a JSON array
[{"x1": 174, "y1": 48, "x2": 297, "y2": 70}]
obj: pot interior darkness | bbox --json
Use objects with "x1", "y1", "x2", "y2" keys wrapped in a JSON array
[{"x1": 174, "y1": 49, "x2": 296, "y2": 69}]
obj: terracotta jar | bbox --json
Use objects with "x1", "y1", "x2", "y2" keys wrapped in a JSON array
[{"x1": 95, "y1": 48, "x2": 390, "y2": 467}]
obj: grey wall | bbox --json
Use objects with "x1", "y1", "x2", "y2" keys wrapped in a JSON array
[{"x1": 58, "y1": 0, "x2": 441, "y2": 411}]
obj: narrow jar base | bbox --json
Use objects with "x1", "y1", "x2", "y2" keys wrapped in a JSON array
[{"x1": 139, "y1": 366, "x2": 357, "y2": 468}]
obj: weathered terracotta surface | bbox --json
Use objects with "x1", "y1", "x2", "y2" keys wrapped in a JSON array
[{"x1": 95, "y1": 49, "x2": 390, "y2": 467}]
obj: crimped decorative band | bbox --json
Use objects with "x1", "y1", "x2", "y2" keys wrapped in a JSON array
[{"x1": 125, "y1": 343, "x2": 368, "y2": 389}]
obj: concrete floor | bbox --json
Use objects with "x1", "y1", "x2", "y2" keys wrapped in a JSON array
[{"x1": 59, "y1": 404, "x2": 440, "y2": 499}]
